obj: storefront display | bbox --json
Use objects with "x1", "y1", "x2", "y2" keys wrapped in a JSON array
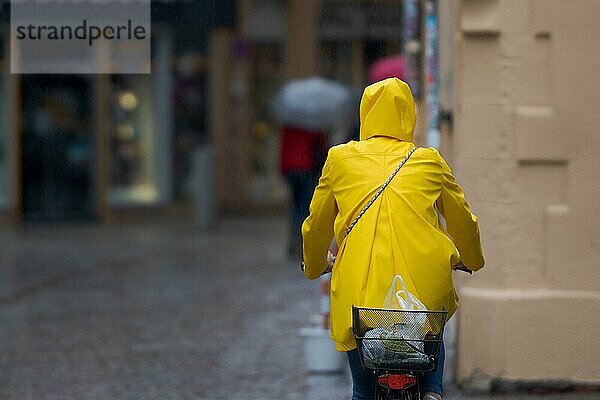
[
  {"x1": 0, "y1": 3, "x2": 216, "y2": 220},
  {"x1": 109, "y1": 75, "x2": 159, "y2": 204},
  {"x1": 109, "y1": 29, "x2": 173, "y2": 208}
]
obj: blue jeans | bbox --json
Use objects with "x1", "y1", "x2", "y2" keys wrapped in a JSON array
[{"x1": 347, "y1": 342, "x2": 445, "y2": 400}]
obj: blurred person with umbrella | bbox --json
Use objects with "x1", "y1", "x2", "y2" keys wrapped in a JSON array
[{"x1": 271, "y1": 77, "x2": 353, "y2": 259}]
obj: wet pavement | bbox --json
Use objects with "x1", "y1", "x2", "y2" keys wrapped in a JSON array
[
  {"x1": 0, "y1": 216, "x2": 597, "y2": 400},
  {"x1": 0, "y1": 217, "x2": 345, "y2": 400}
]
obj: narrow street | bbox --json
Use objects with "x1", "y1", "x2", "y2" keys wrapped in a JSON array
[
  {"x1": 0, "y1": 216, "x2": 596, "y2": 400},
  {"x1": 0, "y1": 216, "x2": 349, "y2": 399}
]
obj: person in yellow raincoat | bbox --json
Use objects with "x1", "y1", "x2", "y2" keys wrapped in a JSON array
[{"x1": 301, "y1": 78, "x2": 484, "y2": 400}]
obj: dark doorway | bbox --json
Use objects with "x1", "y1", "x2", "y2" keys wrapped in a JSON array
[{"x1": 21, "y1": 76, "x2": 95, "y2": 221}]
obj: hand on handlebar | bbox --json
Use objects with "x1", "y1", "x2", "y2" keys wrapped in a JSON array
[
  {"x1": 299, "y1": 251, "x2": 334, "y2": 275},
  {"x1": 327, "y1": 250, "x2": 336, "y2": 267},
  {"x1": 320, "y1": 250, "x2": 335, "y2": 275},
  {"x1": 301, "y1": 237, "x2": 338, "y2": 274}
]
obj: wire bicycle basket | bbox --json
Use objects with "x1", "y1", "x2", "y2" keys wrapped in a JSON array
[{"x1": 352, "y1": 306, "x2": 447, "y2": 372}]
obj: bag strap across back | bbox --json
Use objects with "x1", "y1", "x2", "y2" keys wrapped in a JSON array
[{"x1": 344, "y1": 146, "x2": 418, "y2": 238}]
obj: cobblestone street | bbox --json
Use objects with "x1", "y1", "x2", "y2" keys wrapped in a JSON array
[{"x1": 0, "y1": 216, "x2": 597, "y2": 400}]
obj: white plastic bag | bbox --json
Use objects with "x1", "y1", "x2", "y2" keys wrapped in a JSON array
[
  {"x1": 383, "y1": 275, "x2": 427, "y2": 311},
  {"x1": 382, "y1": 274, "x2": 427, "y2": 351}
]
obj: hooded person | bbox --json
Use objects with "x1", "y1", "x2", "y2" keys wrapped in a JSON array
[{"x1": 301, "y1": 78, "x2": 484, "y2": 400}]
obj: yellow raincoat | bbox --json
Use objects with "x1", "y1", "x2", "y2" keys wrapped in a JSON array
[{"x1": 302, "y1": 78, "x2": 485, "y2": 351}]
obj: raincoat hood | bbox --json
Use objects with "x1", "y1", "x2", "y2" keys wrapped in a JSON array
[{"x1": 359, "y1": 78, "x2": 417, "y2": 142}]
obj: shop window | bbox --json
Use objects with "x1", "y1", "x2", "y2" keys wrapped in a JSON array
[
  {"x1": 248, "y1": 41, "x2": 286, "y2": 204},
  {"x1": 109, "y1": 75, "x2": 159, "y2": 204},
  {"x1": 21, "y1": 76, "x2": 94, "y2": 220}
]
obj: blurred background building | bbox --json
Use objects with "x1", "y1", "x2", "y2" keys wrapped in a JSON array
[
  {"x1": 0, "y1": 0, "x2": 433, "y2": 221},
  {"x1": 0, "y1": 1, "x2": 235, "y2": 223},
  {"x1": 216, "y1": 0, "x2": 439, "y2": 212},
  {"x1": 0, "y1": 0, "x2": 598, "y2": 389}
]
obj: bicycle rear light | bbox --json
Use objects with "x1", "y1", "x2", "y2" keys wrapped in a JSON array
[{"x1": 377, "y1": 373, "x2": 416, "y2": 390}]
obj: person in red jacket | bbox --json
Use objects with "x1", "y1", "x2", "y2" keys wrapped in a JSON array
[{"x1": 280, "y1": 125, "x2": 327, "y2": 259}]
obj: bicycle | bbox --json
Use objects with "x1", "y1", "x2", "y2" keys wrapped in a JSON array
[
  {"x1": 352, "y1": 306, "x2": 446, "y2": 400},
  {"x1": 302, "y1": 254, "x2": 472, "y2": 399},
  {"x1": 351, "y1": 266, "x2": 472, "y2": 400}
]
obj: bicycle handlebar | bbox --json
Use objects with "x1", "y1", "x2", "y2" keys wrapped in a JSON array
[
  {"x1": 302, "y1": 260, "x2": 473, "y2": 275},
  {"x1": 453, "y1": 265, "x2": 473, "y2": 274},
  {"x1": 300, "y1": 261, "x2": 332, "y2": 275},
  {"x1": 453, "y1": 261, "x2": 473, "y2": 274}
]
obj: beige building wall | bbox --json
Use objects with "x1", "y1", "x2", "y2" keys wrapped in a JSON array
[{"x1": 454, "y1": 0, "x2": 600, "y2": 384}]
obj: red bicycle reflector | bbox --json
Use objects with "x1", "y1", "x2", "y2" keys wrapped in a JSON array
[{"x1": 377, "y1": 374, "x2": 416, "y2": 390}]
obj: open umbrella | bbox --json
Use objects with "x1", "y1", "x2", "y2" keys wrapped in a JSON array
[
  {"x1": 271, "y1": 77, "x2": 353, "y2": 131},
  {"x1": 368, "y1": 54, "x2": 407, "y2": 84}
]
